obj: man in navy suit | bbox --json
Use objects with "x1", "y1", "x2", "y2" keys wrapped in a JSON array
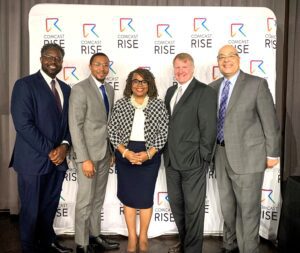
[{"x1": 10, "y1": 43, "x2": 73, "y2": 253}]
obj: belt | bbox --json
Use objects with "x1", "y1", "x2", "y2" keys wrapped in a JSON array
[{"x1": 217, "y1": 139, "x2": 225, "y2": 146}]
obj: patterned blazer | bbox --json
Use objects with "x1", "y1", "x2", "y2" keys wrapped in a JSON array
[{"x1": 108, "y1": 97, "x2": 169, "y2": 150}]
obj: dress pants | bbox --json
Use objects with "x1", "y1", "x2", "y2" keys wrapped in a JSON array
[
  {"x1": 166, "y1": 165, "x2": 207, "y2": 253},
  {"x1": 75, "y1": 150, "x2": 110, "y2": 246},
  {"x1": 215, "y1": 145, "x2": 264, "y2": 253},
  {"x1": 17, "y1": 169, "x2": 65, "y2": 253}
]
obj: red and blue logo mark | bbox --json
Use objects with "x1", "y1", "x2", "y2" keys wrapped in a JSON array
[
  {"x1": 261, "y1": 188, "x2": 275, "y2": 204},
  {"x1": 120, "y1": 18, "x2": 135, "y2": 32},
  {"x1": 231, "y1": 23, "x2": 246, "y2": 37},
  {"x1": 193, "y1": 18, "x2": 209, "y2": 32},
  {"x1": 267, "y1": 17, "x2": 276, "y2": 32},
  {"x1": 63, "y1": 67, "x2": 79, "y2": 81},
  {"x1": 157, "y1": 24, "x2": 172, "y2": 38},
  {"x1": 83, "y1": 24, "x2": 99, "y2": 38},
  {"x1": 46, "y1": 18, "x2": 61, "y2": 32},
  {"x1": 250, "y1": 60, "x2": 266, "y2": 75},
  {"x1": 157, "y1": 192, "x2": 169, "y2": 205}
]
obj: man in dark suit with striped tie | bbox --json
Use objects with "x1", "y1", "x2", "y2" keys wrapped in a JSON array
[{"x1": 10, "y1": 43, "x2": 72, "y2": 253}]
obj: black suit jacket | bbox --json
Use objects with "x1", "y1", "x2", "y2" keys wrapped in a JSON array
[
  {"x1": 164, "y1": 78, "x2": 217, "y2": 171},
  {"x1": 10, "y1": 71, "x2": 71, "y2": 175}
]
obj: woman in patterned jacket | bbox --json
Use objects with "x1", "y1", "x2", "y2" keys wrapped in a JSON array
[{"x1": 108, "y1": 68, "x2": 168, "y2": 253}]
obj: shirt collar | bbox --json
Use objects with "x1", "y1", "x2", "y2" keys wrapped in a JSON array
[
  {"x1": 177, "y1": 76, "x2": 194, "y2": 93},
  {"x1": 224, "y1": 70, "x2": 240, "y2": 86},
  {"x1": 40, "y1": 69, "x2": 56, "y2": 86},
  {"x1": 91, "y1": 75, "x2": 105, "y2": 89}
]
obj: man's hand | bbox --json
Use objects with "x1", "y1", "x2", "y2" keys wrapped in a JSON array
[
  {"x1": 266, "y1": 158, "x2": 279, "y2": 168},
  {"x1": 82, "y1": 160, "x2": 95, "y2": 178},
  {"x1": 110, "y1": 155, "x2": 115, "y2": 167},
  {"x1": 48, "y1": 144, "x2": 68, "y2": 166}
]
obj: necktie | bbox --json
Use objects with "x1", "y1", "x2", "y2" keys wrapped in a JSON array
[
  {"x1": 51, "y1": 79, "x2": 62, "y2": 112},
  {"x1": 217, "y1": 80, "x2": 231, "y2": 142},
  {"x1": 171, "y1": 86, "x2": 182, "y2": 115},
  {"x1": 100, "y1": 84, "x2": 109, "y2": 117},
  {"x1": 175, "y1": 86, "x2": 183, "y2": 105}
]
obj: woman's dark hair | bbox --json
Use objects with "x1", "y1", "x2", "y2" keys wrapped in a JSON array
[{"x1": 123, "y1": 68, "x2": 158, "y2": 98}]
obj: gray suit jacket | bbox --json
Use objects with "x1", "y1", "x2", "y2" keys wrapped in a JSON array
[
  {"x1": 69, "y1": 75, "x2": 114, "y2": 163},
  {"x1": 210, "y1": 70, "x2": 280, "y2": 174},
  {"x1": 164, "y1": 78, "x2": 217, "y2": 171}
]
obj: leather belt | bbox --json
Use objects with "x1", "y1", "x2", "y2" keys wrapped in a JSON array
[{"x1": 217, "y1": 139, "x2": 225, "y2": 146}]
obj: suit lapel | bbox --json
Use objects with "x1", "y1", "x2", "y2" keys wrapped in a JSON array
[
  {"x1": 37, "y1": 71, "x2": 62, "y2": 117},
  {"x1": 88, "y1": 75, "x2": 107, "y2": 114},
  {"x1": 172, "y1": 78, "x2": 196, "y2": 117},
  {"x1": 226, "y1": 71, "x2": 245, "y2": 114},
  {"x1": 166, "y1": 85, "x2": 177, "y2": 116}
]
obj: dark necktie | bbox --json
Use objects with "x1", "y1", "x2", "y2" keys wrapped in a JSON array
[
  {"x1": 51, "y1": 79, "x2": 62, "y2": 112},
  {"x1": 217, "y1": 80, "x2": 231, "y2": 142},
  {"x1": 100, "y1": 84, "x2": 109, "y2": 117}
]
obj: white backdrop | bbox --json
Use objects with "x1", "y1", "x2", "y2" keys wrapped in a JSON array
[{"x1": 29, "y1": 4, "x2": 281, "y2": 239}]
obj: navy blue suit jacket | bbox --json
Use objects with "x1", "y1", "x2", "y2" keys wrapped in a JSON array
[{"x1": 10, "y1": 71, "x2": 71, "y2": 175}]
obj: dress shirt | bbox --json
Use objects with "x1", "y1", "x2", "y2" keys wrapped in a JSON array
[
  {"x1": 170, "y1": 76, "x2": 193, "y2": 113},
  {"x1": 91, "y1": 75, "x2": 107, "y2": 99},
  {"x1": 40, "y1": 69, "x2": 69, "y2": 146},
  {"x1": 40, "y1": 69, "x2": 64, "y2": 107},
  {"x1": 129, "y1": 108, "x2": 145, "y2": 141},
  {"x1": 217, "y1": 70, "x2": 239, "y2": 109}
]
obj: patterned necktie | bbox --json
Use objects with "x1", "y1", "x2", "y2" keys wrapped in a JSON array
[
  {"x1": 217, "y1": 80, "x2": 231, "y2": 142},
  {"x1": 100, "y1": 84, "x2": 109, "y2": 117},
  {"x1": 51, "y1": 79, "x2": 62, "y2": 112}
]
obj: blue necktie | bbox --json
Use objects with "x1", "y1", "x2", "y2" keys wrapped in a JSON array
[
  {"x1": 217, "y1": 80, "x2": 231, "y2": 142},
  {"x1": 100, "y1": 85, "x2": 109, "y2": 117}
]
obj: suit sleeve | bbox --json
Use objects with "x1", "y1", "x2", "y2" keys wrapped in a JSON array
[
  {"x1": 198, "y1": 86, "x2": 218, "y2": 162},
  {"x1": 148, "y1": 99, "x2": 169, "y2": 150},
  {"x1": 108, "y1": 101, "x2": 122, "y2": 149},
  {"x1": 11, "y1": 79, "x2": 55, "y2": 155},
  {"x1": 68, "y1": 85, "x2": 90, "y2": 162},
  {"x1": 256, "y1": 79, "x2": 280, "y2": 157}
]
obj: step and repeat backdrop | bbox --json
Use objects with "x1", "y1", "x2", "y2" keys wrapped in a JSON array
[{"x1": 29, "y1": 4, "x2": 280, "y2": 239}]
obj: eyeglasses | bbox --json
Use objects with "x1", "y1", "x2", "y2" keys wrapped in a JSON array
[
  {"x1": 92, "y1": 63, "x2": 109, "y2": 68},
  {"x1": 42, "y1": 54, "x2": 63, "y2": 63},
  {"x1": 217, "y1": 53, "x2": 238, "y2": 61},
  {"x1": 132, "y1": 79, "x2": 148, "y2": 85}
]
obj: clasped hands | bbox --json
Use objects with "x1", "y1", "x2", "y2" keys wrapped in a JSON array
[
  {"x1": 124, "y1": 150, "x2": 149, "y2": 165},
  {"x1": 48, "y1": 144, "x2": 68, "y2": 166}
]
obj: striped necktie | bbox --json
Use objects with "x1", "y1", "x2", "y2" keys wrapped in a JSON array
[{"x1": 216, "y1": 80, "x2": 230, "y2": 142}]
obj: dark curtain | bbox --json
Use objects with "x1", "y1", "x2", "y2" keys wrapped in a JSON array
[
  {"x1": 0, "y1": 0, "x2": 297, "y2": 215},
  {"x1": 282, "y1": 0, "x2": 300, "y2": 180}
]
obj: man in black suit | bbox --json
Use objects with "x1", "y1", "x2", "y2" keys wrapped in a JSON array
[
  {"x1": 10, "y1": 43, "x2": 73, "y2": 253},
  {"x1": 164, "y1": 53, "x2": 217, "y2": 253}
]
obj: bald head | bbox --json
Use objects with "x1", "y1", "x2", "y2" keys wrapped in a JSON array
[{"x1": 217, "y1": 44, "x2": 240, "y2": 79}]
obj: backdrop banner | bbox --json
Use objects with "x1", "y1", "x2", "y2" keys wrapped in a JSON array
[{"x1": 28, "y1": 4, "x2": 279, "y2": 238}]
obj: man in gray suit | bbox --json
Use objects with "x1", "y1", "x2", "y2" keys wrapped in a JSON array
[
  {"x1": 210, "y1": 45, "x2": 280, "y2": 253},
  {"x1": 164, "y1": 53, "x2": 217, "y2": 253},
  {"x1": 69, "y1": 53, "x2": 119, "y2": 253}
]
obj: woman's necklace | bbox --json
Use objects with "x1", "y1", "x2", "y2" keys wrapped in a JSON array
[{"x1": 130, "y1": 95, "x2": 149, "y2": 109}]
